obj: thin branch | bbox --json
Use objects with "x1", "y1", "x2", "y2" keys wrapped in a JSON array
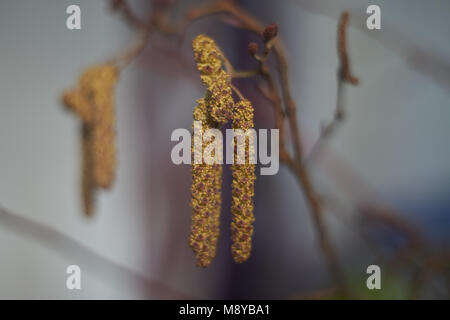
[
  {"x1": 114, "y1": 26, "x2": 153, "y2": 70},
  {"x1": 230, "y1": 83, "x2": 245, "y2": 100},
  {"x1": 230, "y1": 69, "x2": 259, "y2": 79},
  {"x1": 337, "y1": 12, "x2": 359, "y2": 86},
  {"x1": 305, "y1": 12, "x2": 358, "y2": 164},
  {"x1": 292, "y1": 0, "x2": 450, "y2": 92},
  {"x1": 110, "y1": 0, "x2": 147, "y2": 29},
  {"x1": 0, "y1": 205, "x2": 191, "y2": 299}
]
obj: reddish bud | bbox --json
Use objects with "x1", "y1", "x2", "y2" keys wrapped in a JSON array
[
  {"x1": 262, "y1": 23, "x2": 278, "y2": 42},
  {"x1": 248, "y1": 42, "x2": 258, "y2": 56},
  {"x1": 110, "y1": 0, "x2": 123, "y2": 11}
]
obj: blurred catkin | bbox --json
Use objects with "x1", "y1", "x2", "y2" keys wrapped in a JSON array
[
  {"x1": 63, "y1": 64, "x2": 119, "y2": 215},
  {"x1": 231, "y1": 99, "x2": 256, "y2": 263}
]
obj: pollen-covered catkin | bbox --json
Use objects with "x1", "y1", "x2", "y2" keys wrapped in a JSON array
[
  {"x1": 192, "y1": 35, "x2": 233, "y2": 125},
  {"x1": 231, "y1": 99, "x2": 256, "y2": 263},
  {"x1": 63, "y1": 64, "x2": 119, "y2": 214},
  {"x1": 88, "y1": 66, "x2": 118, "y2": 189},
  {"x1": 190, "y1": 98, "x2": 222, "y2": 267}
]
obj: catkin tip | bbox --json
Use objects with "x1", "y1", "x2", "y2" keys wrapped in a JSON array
[{"x1": 192, "y1": 35, "x2": 234, "y2": 125}]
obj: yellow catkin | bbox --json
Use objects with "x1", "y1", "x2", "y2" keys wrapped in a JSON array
[
  {"x1": 231, "y1": 99, "x2": 256, "y2": 263},
  {"x1": 83, "y1": 65, "x2": 118, "y2": 189},
  {"x1": 192, "y1": 35, "x2": 234, "y2": 125},
  {"x1": 63, "y1": 64, "x2": 119, "y2": 214},
  {"x1": 190, "y1": 34, "x2": 233, "y2": 267},
  {"x1": 190, "y1": 98, "x2": 222, "y2": 267}
]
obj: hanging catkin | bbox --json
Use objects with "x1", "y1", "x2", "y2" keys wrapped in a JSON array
[
  {"x1": 63, "y1": 64, "x2": 119, "y2": 215},
  {"x1": 190, "y1": 98, "x2": 222, "y2": 267},
  {"x1": 231, "y1": 99, "x2": 256, "y2": 263},
  {"x1": 189, "y1": 34, "x2": 236, "y2": 267}
]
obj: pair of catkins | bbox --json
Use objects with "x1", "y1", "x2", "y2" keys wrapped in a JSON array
[{"x1": 190, "y1": 35, "x2": 256, "y2": 267}]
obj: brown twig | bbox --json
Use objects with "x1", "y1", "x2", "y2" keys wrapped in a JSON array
[
  {"x1": 230, "y1": 83, "x2": 245, "y2": 100},
  {"x1": 337, "y1": 12, "x2": 359, "y2": 86},
  {"x1": 305, "y1": 12, "x2": 358, "y2": 164},
  {"x1": 110, "y1": 0, "x2": 147, "y2": 29}
]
